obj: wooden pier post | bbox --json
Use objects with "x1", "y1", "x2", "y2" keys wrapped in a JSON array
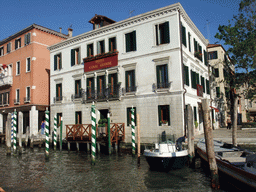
[
  {"x1": 68, "y1": 142, "x2": 70, "y2": 151},
  {"x1": 187, "y1": 105, "x2": 195, "y2": 165},
  {"x1": 107, "y1": 113, "x2": 111, "y2": 155},
  {"x1": 6, "y1": 113, "x2": 11, "y2": 155},
  {"x1": 60, "y1": 117, "x2": 63, "y2": 151},
  {"x1": 137, "y1": 114, "x2": 141, "y2": 166},
  {"x1": 87, "y1": 142, "x2": 90, "y2": 152},
  {"x1": 114, "y1": 143, "x2": 118, "y2": 153},
  {"x1": 25, "y1": 127, "x2": 29, "y2": 148},
  {"x1": 30, "y1": 134, "x2": 34, "y2": 149},
  {"x1": 202, "y1": 99, "x2": 219, "y2": 189},
  {"x1": 97, "y1": 143, "x2": 100, "y2": 153}
]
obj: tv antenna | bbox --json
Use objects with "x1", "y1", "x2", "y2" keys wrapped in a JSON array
[{"x1": 129, "y1": 10, "x2": 135, "y2": 18}]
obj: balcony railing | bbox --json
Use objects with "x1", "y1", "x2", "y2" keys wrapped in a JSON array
[
  {"x1": 24, "y1": 97, "x2": 30, "y2": 103},
  {"x1": 14, "y1": 99, "x2": 20, "y2": 104},
  {"x1": 86, "y1": 88, "x2": 96, "y2": 102},
  {"x1": 153, "y1": 82, "x2": 172, "y2": 92},
  {"x1": 0, "y1": 75, "x2": 13, "y2": 87},
  {"x1": 54, "y1": 96, "x2": 63, "y2": 103},
  {"x1": 71, "y1": 91, "x2": 83, "y2": 101},
  {"x1": 125, "y1": 86, "x2": 137, "y2": 93}
]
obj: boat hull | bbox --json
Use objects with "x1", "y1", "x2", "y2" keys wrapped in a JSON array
[{"x1": 145, "y1": 155, "x2": 188, "y2": 171}]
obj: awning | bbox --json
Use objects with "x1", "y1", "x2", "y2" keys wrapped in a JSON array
[{"x1": 210, "y1": 106, "x2": 219, "y2": 112}]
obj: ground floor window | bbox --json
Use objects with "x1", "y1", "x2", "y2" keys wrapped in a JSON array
[
  {"x1": 127, "y1": 107, "x2": 137, "y2": 126},
  {"x1": 158, "y1": 105, "x2": 170, "y2": 126}
]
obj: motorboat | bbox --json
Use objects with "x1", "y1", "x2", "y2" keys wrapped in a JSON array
[
  {"x1": 144, "y1": 135, "x2": 188, "y2": 171},
  {"x1": 197, "y1": 138, "x2": 256, "y2": 189}
]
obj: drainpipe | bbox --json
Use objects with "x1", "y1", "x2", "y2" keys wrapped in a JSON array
[{"x1": 178, "y1": 9, "x2": 187, "y2": 136}]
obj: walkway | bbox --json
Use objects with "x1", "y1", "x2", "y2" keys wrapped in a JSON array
[{"x1": 194, "y1": 128, "x2": 256, "y2": 145}]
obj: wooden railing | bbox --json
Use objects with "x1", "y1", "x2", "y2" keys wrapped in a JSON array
[{"x1": 66, "y1": 123, "x2": 125, "y2": 143}]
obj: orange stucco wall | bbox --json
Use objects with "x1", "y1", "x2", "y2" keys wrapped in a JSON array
[{"x1": 0, "y1": 27, "x2": 67, "y2": 109}]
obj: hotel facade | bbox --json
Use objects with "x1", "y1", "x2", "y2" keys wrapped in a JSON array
[{"x1": 48, "y1": 3, "x2": 210, "y2": 143}]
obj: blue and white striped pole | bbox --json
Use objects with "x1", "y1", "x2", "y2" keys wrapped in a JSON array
[
  {"x1": 11, "y1": 113, "x2": 13, "y2": 147},
  {"x1": 54, "y1": 114, "x2": 57, "y2": 151},
  {"x1": 91, "y1": 102, "x2": 96, "y2": 165},
  {"x1": 13, "y1": 110, "x2": 17, "y2": 153},
  {"x1": 131, "y1": 107, "x2": 135, "y2": 156},
  {"x1": 45, "y1": 108, "x2": 50, "y2": 159}
]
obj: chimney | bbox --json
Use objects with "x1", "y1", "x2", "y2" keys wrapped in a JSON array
[
  {"x1": 59, "y1": 27, "x2": 62, "y2": 33},
  {"x1": 68, "y1": 28, "x2": 73, "y2": 37}
]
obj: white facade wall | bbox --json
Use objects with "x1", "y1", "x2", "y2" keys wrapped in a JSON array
[{"x1": 49, "y1": 3, "x2": 209, "y2": 143}]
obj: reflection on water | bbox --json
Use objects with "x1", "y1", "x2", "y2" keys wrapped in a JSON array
[{"x1": 0, "y1": 145, "x2": 223, "y2": 192}]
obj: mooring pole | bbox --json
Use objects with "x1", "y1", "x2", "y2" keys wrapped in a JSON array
[
  {"x1": 6, "y1": 113, "x2": 11, "y2": 155},
  {"x1": 91, "y1": 102, "x2": 96, "y2": 165},
  {"x1": 54, "y1": 114, "x2": 57, "y2": 151},
  {"x1": 187, "y1": 104, "x2": 195, "y2": 165},
  {"x1": 45, "y1": 108, "x2": 50, "y2": 159},
  {"x1": 18, "y1": 111, "x2": 23, "y2": 155},
  {"x1": 137, "y1": 114, "x2": 141, "y2": 166},
  {"x1": 60, "y1": 117, "x2": 63, "y2": 151},
  {"x1": 11, "y1": 113, "x2": 13, "y2": 147},
  {"x1": 13, "y1": 110, "x2": 17, "y2": 154},
  {"x1": 202, "y1": 99, "x2": 219, "y2": 189},
  {"x1": 131, "y1": 107, "x2": 135, "y2": 156},
  {"x1": 107, "y1": 112, "x2": 111, "y2": 155}
]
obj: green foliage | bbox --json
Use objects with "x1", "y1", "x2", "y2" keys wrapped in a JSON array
[
  {"x1": 98, "y1": 118, "x2": 107, "y2": 127},
  {"x1": 194, "y1": 121, "x2": 198, "y2": 128}
]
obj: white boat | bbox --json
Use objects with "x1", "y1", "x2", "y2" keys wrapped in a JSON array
[
  {"x1": 144, "y1": 139, "x2": 188, "y2": 171},
  {"x1": 197, "y1": 139, "x2": 256, "y2": 189}
]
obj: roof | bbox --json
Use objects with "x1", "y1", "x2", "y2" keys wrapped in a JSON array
[
  {"x1": 0, "y1": 24, "x2": 69, "y2": 46},
  {"x1": 207, "y1": 44, "x2": 222, "y2": 48},
  {"x1": 89, "y1": 14, "x2": 116, "y2": 24}
]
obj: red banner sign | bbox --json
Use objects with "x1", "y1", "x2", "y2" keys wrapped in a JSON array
[
  {"x1": 197, "y1": 84, "x2": 203, "y2": 97},
  {"x1": 84, "y1": 54, "x2": 118, "y2": 72}
]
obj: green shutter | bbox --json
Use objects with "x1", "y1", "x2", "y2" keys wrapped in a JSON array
[
  {"x1": 194, "y1": 107, "x2": 197, "y2": 121},
  {"x1": 206, "y1": 80, "x2": 210, "y2": 94},
  {"x1": 216, "y1": 87, "x2": 220, "y2": 97},
  {"x1": 182, "y1": 25, "x2": 186, "y2": 47},
  {"x1": 60, "y1": 84, "x2": 62, "y2": 97},
  {"x1": 54, "y1": 55, "x2": 57, "y2": 70},
  {"x1": 127, "y1": 108, "x2": 130, "y2": 125},
  {"x1": 87, "y1": 45, "x2": 89, "y2": 57},
  {"x1": 155, "y1": 25, "x2": 159, "y2": 45},
  {"x1": 103, "y1": 41, "x2": 105, "y2": 53},
  {"x1": 71, "y1": 49, "x2": 75, "y2": 66},
  {"x1": 125, "y1": 33, "x2": 130, "y2": 52},
  {"x1": 164, "y1": 22, "x2": 170, "y2": 44},
  {"x1": 28, "y1": 33, "x2": 31, "y2": 44},
  {"x1": 188, "y1": 32, "x2": 191, "y2": 52},
  {"x1": 125, "y1": 71, "x2": 128, "y2": 90},
  {"x1": 132, "y1": 70, "x2": 135, "y2": 87},
  {"x1": 78, "y1": 48, "x2": 81, "y2": 64},
  {"x1": 204, "y1": 50, "x2": 208, "y2": 66},
  {"x1": 168, "y1": 105, "x2": 170, "y2": 126},
  {"x1": 158, "y1": 106, "x2": 161, "y2": 126},
  {"x1": 132, "y1": 31, "x2": 136, "y2": 51},
  {"x1": 156, "y1": 66, "x2": 160, "y2": 85},
  {"x1": 59, "y1": 54, "x2": 62, "y2": 69},
  {"x1": 201, "y1": 76, "x2": 205, "y2": 93},
  {"x1": 194, "y1": 38, "x2": 196, "y2": 52},
  {"x1": 24, "y1": 34, "x2": 27, "y2": 45}
]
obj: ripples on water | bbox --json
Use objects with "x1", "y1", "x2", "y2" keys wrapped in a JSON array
[{"x1": 0, "y1": 144, "x2": 223, "y2": 192}]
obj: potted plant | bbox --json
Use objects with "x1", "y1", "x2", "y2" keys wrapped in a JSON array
[{"x1": 160, "y1": 120, "x2": 168, "y2": 126}]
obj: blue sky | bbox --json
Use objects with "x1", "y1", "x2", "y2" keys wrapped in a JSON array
[{"x1": 0, "y1": 0, "x2": 241, "y2": 47}]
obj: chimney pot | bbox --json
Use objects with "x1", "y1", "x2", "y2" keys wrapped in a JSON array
[
  {"x1": 68, "y1": 28, "x2": 73, "y2": 37},
  {"x1": 59, "y1": 27, "x2": 62, "y2": 33}
]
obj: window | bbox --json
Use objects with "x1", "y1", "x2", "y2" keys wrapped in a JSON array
[
  {"x1": 109, "y1": 37, "x2": 116, "y2": 52},
  {"x1": 214, "y1": 68, "x2": 219, "y2": 77},
  {"x1": 155, "y1": 22, "x2": 170, "y2": 45},
  {"x1": 127, "y1": 107, "x2": 137, "y2": 126},
  {"x1": 184, "y1": 65, "x2": 189, "y2": 86},
  {"x1": 15, "y1": 89, "x2": 20, "y2": 103},
  {"x1": 74, "y1": 79, "x2": 81, "y2": 98},
  {"x1": 24, "y1": 33, "x2": 31, "y2": 46},
  {"x1": 7, "y1": 43, "x2": 11, "y2": 53},
  {"x1": 75, "y1": 111, "x2": 82, "y2": 124},
  {"x1": 56, "y1": 83, "x2": 62, "y2": 101},
  {"x1": 71, "y1": 48, "x2": 81, "y2": 66},
  {"x1": 125, "y1": 31, "x2": 136, "y2": 52},
  {"x1": 125, "y1": 70, "x2": 136, "y2": 92},
  {"x1": 87, "y1": 77, "x2": 95, "y2": 99},
  {"x1": 0, "y1": 47, "x2": 4, "y2": 56},
  {"x1": 188, "y1": 32, "x2": 191, "y2": 52},
  {"x1": 26, "y1": 57, "x2": 31, "y2": 72},
  {"x1": 206, "y1": 79, "x2": 210, "y2": 94},
  {"x1": 190, "y1": 70, "x2": 199, "y2": 89},
  {"x1": 16, "y1": 61, "x2": 20, "y2": 75},
  {"x1": 54, "y1": 53, "x2": 62, "y2": 70},
  {"x1": 216, "y1": 87, "x2": 220, "y2": 97},
  {"x1": 57, "y1": 113, "x2": 62, "y2": 128},
  {"x1": 201, "y1": 76, "x2": 205, "y2": 93},
  {"x1": 182, "y1": 24, "x2": 187, "y2": 47},
  {"x1": 156, "y1": 65, "x2": 169, "y2": 88},
  {"x1": 25, "y1": 87, "x2": 30, "y2": 102},
  {"x1": 87, "y1": 43, "x2": 94, "y2": 57},
  {"x1": 194, "y1": 39, "x2": 202, "y2": 61},
  {"x1": 194, "y1": 106, "x2": 197, "y2": 121},
  {"x1": 97, "y1": 75, "x2": 106, "y2": 98},
  {"x1": 15, "y1": 38, "x2": 21, "y2": 49},
  {"x1": 158, "y1": 105, "x2": 170, "y2": 126},
  {"x1": 97, "y1": 40, "x2": 105, "y2": 55},
  {"x1": 3, "y1": 92, "x2": 9, "y2": 105},
  {"x1": 204, "y1": 50, "x2": 208, "y2": 66},
  {"x1": 208, "y1": 51, "x2": 218, "y2": 60}
]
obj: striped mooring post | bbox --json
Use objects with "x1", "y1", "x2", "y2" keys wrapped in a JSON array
[
  {"x1": 53, "y1": 115, "x2": 57, "y2": 151},
  {"x1": 131, "y1": 107, "x2": 136, "y2": 156},
  {"x1": 11, "y1": 113, "x2": 13, "y2": 146},
  {"x1": 45, "y1": 108, "x2": 50, "y2": 159},
  {"x1": 13, "y1": 110, "x2": 17, "y2": 153},
  {"x1": 91, "y1": 102, "x2": 96, "y2": 165}
]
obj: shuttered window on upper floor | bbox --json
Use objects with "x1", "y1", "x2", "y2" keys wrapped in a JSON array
[
  {"x1": 71, "y1": 48, "x2": 81, "y2": 66},
  {"x1": 125, "y1": 31, "x2": 136, "y2": 52},
  {"x1": 24, "y1": 33, "x2": 31, "y2": 46},
  {"x1": 54, "y1": 53, "x2": 62, "y2": 70},
  {"x1": 182, "y1": 24, "x2": 187, "y2": 47},
  {"x1": 155, "y1": 22, "x2": 170, "y2": 45}
]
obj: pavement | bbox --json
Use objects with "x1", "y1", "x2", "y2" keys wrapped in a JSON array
[{"x1": 194, "y1": 127, "x2": 256, "y2": 145}]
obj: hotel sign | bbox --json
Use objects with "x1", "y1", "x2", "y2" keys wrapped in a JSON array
[{"x1": 84, "y1": 53, "x2": 118, "y2": 72}]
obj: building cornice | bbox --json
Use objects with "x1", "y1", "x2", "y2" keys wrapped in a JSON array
[
  {"x1": 48, "y1": 3, "x2": 208, "y2": 52},
  {"x1": 0, "y1": 24, "x2": 69, "y2": 46}
]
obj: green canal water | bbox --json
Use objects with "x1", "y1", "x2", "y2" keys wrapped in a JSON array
[{"x1": 0, "y1": 144, "x2": 255, "y2": 192}]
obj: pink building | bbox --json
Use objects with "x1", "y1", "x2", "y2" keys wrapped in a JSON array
[{"x1": 0, "y1": 24, "x2": 69, "y2": 136}]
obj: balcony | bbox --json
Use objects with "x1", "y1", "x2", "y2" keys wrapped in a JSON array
[
  {"x1": 14, "y1": 99, "x2": 20, "y2": 105},
  {"x1": 71, "y1": 91, "x2": 83, "y2": 101},
  {"x1": 54, "y1": 96, "x2": 63, "y2": 103},
  {"x1": 153, "y1": 81, "x2": 172, "y2": 93},
  {"x1": 24, "y1": 97, "x2": 30, "y2": 103},
  {"x1": 0, "y1": 75, "x2": 13, "y2": 87}
]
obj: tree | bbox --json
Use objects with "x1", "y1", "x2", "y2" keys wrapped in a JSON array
[{"x1": 215, "y1": 0, "x2": 256, "y2": 146}]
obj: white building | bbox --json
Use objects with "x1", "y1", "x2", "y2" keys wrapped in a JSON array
[{"x1": 48, "y1": 3, "x2": 210, "y2": 143}]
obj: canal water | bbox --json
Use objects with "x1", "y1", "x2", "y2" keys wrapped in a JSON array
[{"x1": 0, "y1": 144, "x2": 253, "y2": 192}]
